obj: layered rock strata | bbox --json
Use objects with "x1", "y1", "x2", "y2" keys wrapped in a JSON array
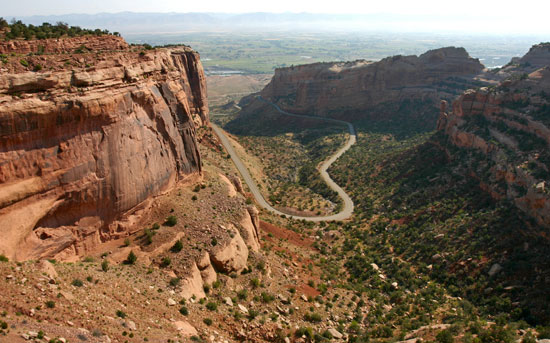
[
  {"x1": 258, "y1": 47, "x2": 484, "y2": 120},
  {"x1": 0, "y1": 37, "x2": 209, "y2": 260},
  {"x1": 437, "y1": 64, "x2": 550, "y2": 228}
]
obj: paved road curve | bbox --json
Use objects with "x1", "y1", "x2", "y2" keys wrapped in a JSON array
[{"x1": 212, "y1": 97, "x2": 355, "y2": 222}]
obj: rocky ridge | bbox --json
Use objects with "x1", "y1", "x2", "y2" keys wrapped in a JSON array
[
  {"x1": 0, "y1": 36, "x2": 209, "y2": 261},
  {"x1": 255, "y1": 47, "x2": 484, "y2": 122},
  {"x1": 437, "y1": 55, "x2": 550, "y2": 227}
]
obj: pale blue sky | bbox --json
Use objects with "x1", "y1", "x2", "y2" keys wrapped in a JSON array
[{"x1": 2, "y1": 0, "x2": 549, "y2": 34}]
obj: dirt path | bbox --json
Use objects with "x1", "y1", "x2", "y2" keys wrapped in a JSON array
[{"x1": 212, "y1": 96, "x2": 355, "y2": 222}]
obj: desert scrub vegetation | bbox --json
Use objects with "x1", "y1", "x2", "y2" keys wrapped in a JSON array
[
  {"x1": 225, "y1": 108, "x2": 347, "y2": 214},
  {"x1": 171, "y1": 240, "x2": 183, "y2": 253},
  {"x1": 125, "y1": 251, "x2": 137, "y2": 265},
  {"x1": 0, "y1": 19, "x2": 118, "y2": 41},
  {"x1": 71, "y1": 279, "x2": 84, "y2": 287},
  {"x1": 165, "y1": 215, "x2": 178, "y2": 226}
]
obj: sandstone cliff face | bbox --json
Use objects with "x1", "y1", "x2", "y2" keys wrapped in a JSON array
[
  {"x1": 0, "y1": 37, "x2": 209, "y2": 261},
  {"x1": 519, "y1": 43, "x2": 550, "y2": 69},
  {"x1": 259, "y1": 47, "x2": 484, "y2": 121},
  {"x1": 437, "y1": 62, "x2": 550, "y2": 228}
]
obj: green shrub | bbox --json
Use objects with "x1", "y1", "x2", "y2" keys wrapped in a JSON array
[
  {"x1": 20, "y1": 59, "x2": 29, "y2": 67},
  {"x1": 125, "y1": 251, "x2": 137, "y2": 265},
  {"x1": 101, "y1": 260, "x2": 109, "y2": 272},
  {"x1": 144, "y1": 228, "x2": 155, "y2": 244},
  {"x1": 0, "y1": 255, "x2": 8, "y2": 262},
  {"x1": 436, "y1": 329, "x2": 454, "y2": 343},
  {"x1": 171, "y1": 240, "x2": 183, "y2": 253},
  {"x1": 538, "y1": 326, "x2": 550, "y2": 339},
  {"x1": 72, "y1": 279, "x2": 84, "y2": 287},
  {"x1": 248, "y1": 309, "x2": 259, "y2": 320},
  {"x1": 45, "y1": 300, "x2": 55, "y2": 308},
  {"x1": 206, "y1": 302, "x2": 217, "y2": 311},
  {"x1": 169, "y1": 277, "x2": 180, "y2": 287},
  {"x1": 479, "y1": 326, "x2": 514, "y2": 343},
  {"x1": 261, "y1": 292, "x2": 275, "y2": 303},
  {"x1": 165, "y1": 215, "x2": 178, "y2": 226},
  {"x1": 160, "y1": 256, "x2": 171, "y2": 267},
  {"x1": 237, "y1": 289, "x2": 248, "y2": 300},
  {"x1": 123, "y1": 238, "x2": 130, "y2": 247},
  {"x1": 522, "y1": 332, "x2": 537, "y2": 343},
  {"x1": 116, "y1": 310, "x2": 126, "y2": 318},
  {"x1": 304, "y1": 312, "x2": 322, "y2": 323},
  {"x1": 295, "y1": 327, "x2": 314, "y2": 339},
  {"x1": 203, "y1": 318, "x2": 213, "y2": 326},
  {"x1": 179, "y1": 306, "x2": 189, "y2": 315}
]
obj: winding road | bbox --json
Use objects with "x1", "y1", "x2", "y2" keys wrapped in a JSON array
[{"x1": 212, "y1": 97, "x2": 356, "y2": 222}]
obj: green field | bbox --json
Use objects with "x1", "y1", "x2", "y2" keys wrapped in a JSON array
[{"x1": 126, "y1": 31, "x2": 541, "y2": 74}]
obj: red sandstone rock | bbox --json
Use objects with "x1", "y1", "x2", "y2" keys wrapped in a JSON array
[
  {"x1": 260, "y1": 47, "x2": 484, "y2": 120},
  {"x1": 437, "y1": 65, "x2": 550, "y2": 228},
  {"x1": 0, "y1": 35, "x2": 129, "y2": 54},
  {"x1": 0, "y1": 36, "x2": 209, "y2": 261}
]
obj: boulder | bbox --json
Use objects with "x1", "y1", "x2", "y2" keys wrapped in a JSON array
[
  {"x1": 180, "y1": 262, "x2": 206, "y2": 300},
  {"x1": 488, "y1": 263, "x2": 503, "y2": 277},
  {"x1": 37, "y1": 260, "x2": 58, "y2": 279},
  {"x1": 228, "y1": 175, "x2": 244, "y2": 194},
  {"x1": 173, "y1": 321, "x2": 198, "y2": 336},
  {"x1": 210, "y1": 228, "x2": 249, "y2": 273},
  {"x1": 328, "y1": 328, "x2": 343, "y2": 339},
  {"x1": 239, "y1": 209, "x2": 261, "y2": 252},
  {"x1": 196, "y1": 251, "x2": 217, "y2": 285}
]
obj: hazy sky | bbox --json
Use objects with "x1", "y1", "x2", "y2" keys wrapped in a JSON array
[
  {"x1": 3, "y1": 0, "x2": 550, "y2": 34},
  {"x1": 2, "y1": 0, "x2": 547, "y2": 16}
]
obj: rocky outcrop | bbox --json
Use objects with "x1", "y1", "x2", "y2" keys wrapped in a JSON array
[
  {"x1": 0, "y1": 35, "x2": 129, "y2": 54},
  {"x1": 196, "y1": 251, "x2": 217, "y2": 285},
  {"x1": 179, "y1": 262, "x2": 207, "y2": 300},
  {"x1": 257, "y1": 47, "x2": 484, "y2": 121},
  {"x1": 241, "y1": 206, "x2": 261, "y2": 252},
  {"x1": 519, "y1": 43, "x2": 550, "y2": 69},
  {"x1": 437, "y1": 59, "x2": 550, "y2": 228},
  {"x1": 0, "y1": 36, "x2": 209, "y2": 261},
  {"x1": 210, "y1": 225, "x2": 249, "y2": 273}
]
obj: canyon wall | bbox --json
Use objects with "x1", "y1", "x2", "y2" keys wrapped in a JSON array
[
  {"x1": 258, "y1": 47, "x2": 484, "y2": 121},
  {"x1": 437, "y1": 55, "x2": 550, "y2": 227},
  {"x1": 0, "y1": 37, "x2": 209, "y2": 260}
]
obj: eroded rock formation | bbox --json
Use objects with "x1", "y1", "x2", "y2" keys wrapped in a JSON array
[
  {"x1": 257, "y1": 47, "x2": 484, "y2": 121},
  {"x1": 437, "y1": 54, "x2": 550, "y2": 227},
  {"x1": 0, "y1": 36, "x2": 209, "y2": 261},
  {"x1": 210, "y1": 225, "x2": 249, "y2": 273}
]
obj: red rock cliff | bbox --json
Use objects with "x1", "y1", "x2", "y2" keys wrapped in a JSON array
[
  {"x1": 0, "y1": 37, "x2": 209, "y2": 261},
  {"x1": 437, "y1": 63, "x2": 550, "y2": 228},
  {"x1": 260, "y1": 47, "x2": 484, "y2": 120}
]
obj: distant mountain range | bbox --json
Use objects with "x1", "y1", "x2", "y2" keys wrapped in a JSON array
[{"x1": 11, "y1": 12, "x2": 550, "y2": 35}]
